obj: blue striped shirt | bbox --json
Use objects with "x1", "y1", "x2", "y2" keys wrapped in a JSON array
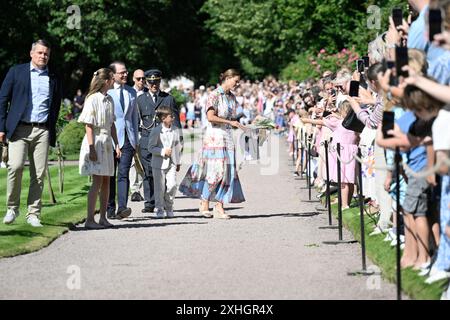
[{"x1": 22, "y1": 63, "x2": 50, "y2": 123}]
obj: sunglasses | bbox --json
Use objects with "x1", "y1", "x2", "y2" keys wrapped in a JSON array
[
  {"x1": 147, "y1": 80, "x2": 161, "y2": 85},
  {"x1": 135, "y1": 77, "x2": 145, "y2": 81}
]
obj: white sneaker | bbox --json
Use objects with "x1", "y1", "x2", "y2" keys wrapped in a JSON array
[
  {"x1": 26, "y1": 215, "x2": 43, "y2": 227},
  {"x1": 369, "y1": 226, "x2": 386, "y2": 236},
  {"x1": 3, "y1": 209, "x2": 18, "y2": 224},
  {"x1": 166, "y1": 211, "x2": 174, "y2": 218},
  {"x1": 416, "y1": 261, "x2": 431, "y2": 276},
  {"x1": 425, "y1": 270, "x2": 450, "y2": 284},
  {"x1": 154, "y1": 209, "x2": 164, "y2": 219},
  {"x1": 419, "y1": 267, "x2": 431, "y2": 277},
  {"x1": 383, "y1": 229, "x2": 394, "y2": 242},
  {"x1": 390, "y1": 235, "x2": 405, "y2": 247}
]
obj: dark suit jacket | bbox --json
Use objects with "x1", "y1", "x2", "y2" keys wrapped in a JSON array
[
  {"x1": 136, "y1": 90, "x2": 182, "y2": 150},
  {"x1": 0, "y1": 63, "x2": 62, "y2": 147},
  {"x1": 154, "y1": 91, "x2": 181, "y2": 129}
]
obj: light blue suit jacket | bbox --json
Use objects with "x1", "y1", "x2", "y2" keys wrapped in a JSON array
[{"x1": 108, "y1": 84, "x2": 139, "y2": 149}]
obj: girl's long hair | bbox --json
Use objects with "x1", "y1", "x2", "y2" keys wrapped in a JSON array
[{"x1": 86, "y1": 68, "x2": 113, "y2": 99}]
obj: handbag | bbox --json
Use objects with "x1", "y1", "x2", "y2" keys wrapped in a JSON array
[{"x1": 342, "y1": 109, "x2": 365, "y2": 133}]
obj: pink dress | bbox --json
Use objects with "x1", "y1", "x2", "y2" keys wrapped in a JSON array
[
  {"x1": 323, "y1": 117, "x2": 358, "y2": 184},
  {"x1": 288, "y1": 115, "x2": 300, "y2": 143}
]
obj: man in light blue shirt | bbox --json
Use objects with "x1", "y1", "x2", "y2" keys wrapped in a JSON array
[
  {"x1": 0, "y1": 39, "x2": 62, "y2": 227},
  {"x1": 27, "y1": 63, "x2": 50, "y2": 123}
]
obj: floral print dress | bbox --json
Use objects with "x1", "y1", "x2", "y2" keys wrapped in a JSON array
[
  {"x1": 179, "y1": 86, "x2": 245, "y2": 203},
  {"x1": 78, "y1": 92, "x2": 116, "y2": 177}
]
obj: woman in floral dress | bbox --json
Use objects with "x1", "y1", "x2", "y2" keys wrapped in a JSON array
[{"x1": 179, "y1": 69, "x2": 246, "y2": 219}]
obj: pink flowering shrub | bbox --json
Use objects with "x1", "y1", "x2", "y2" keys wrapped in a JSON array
[{"x1": 281, "y1": 47, "x2": 360, "y2": 82}]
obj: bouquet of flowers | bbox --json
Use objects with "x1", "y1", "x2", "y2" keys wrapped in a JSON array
[{"x1": 252, "y1": 116, "x2": 276, "y2": 129}]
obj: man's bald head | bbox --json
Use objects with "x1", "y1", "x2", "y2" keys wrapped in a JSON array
[{"x1": 133, "y1": 69, "x2": 145, "y2": 91}]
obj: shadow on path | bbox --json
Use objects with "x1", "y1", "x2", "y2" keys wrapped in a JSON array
[
  {"x1": 71, "y1": 221, "x2": 208, "y2": 232},
  {"x1": 234, "y1": 211, "x2": 321, "y2": 219}
]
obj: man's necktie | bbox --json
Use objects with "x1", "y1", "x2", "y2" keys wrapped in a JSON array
[
  {"x1": 120, "y1": 87, "x2": 125, "y2": 112},
  {"x1": 153, "y1": 93, "x2": 157, "y2": 105}
]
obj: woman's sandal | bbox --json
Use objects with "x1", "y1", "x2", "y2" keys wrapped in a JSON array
[
  {"x1": 199, "y1": 201, "x2": 213, "y2": 218},
  {"x1": 85, "y1": 222, "x2": 105, "y2": 230},
  {"x1": 213, "y1": 205, "x2": 231, "y2": 219},
  {"x1": 99, "y1": 219, "x2": 114, "y2": 228}
]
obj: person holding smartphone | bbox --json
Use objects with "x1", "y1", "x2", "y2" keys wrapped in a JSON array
[{"x1": 427, "y1": 1, "x2": 450, "y2": 85}]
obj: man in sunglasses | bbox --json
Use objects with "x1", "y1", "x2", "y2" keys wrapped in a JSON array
[
  {"x1": 130, "y1": 69, "x2": 147, "y2": 202},
  {"x1": 133, "y1": 69, "x2": 147, "y2": 97},
  {"x1": 136, "y1": 69, "x2": 182, "y2": 215}
]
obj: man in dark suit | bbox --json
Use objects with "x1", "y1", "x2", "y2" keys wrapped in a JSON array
[
  {"x1": 136, "y1": 69, "x2": 181, "y2": 213},
  {"x1": 0, "y1": 39, "x2": 62, "y2": 227}
]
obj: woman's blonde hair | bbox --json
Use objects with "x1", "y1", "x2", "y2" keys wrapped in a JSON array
[
  {"x1": 338, "y1": 100, "x2": 352, "y2": 118},
  {"x1": 383, "y1": 49, "x2": 427, "y2": 111},
  {"x1": 368, "y1": 32, "x2": 388, "y2": 64},
  {"x1": 408, "y1": 49, "x2": 428, "y2": 75},
  {"x1": 86, "y1": 68, "x2": 113, "y2": 99}
]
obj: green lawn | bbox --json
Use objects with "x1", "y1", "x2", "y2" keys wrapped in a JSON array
[
  {"x1": 0, "y1": 165, "x2": 89, "y2": 258},
  {"x1": 326, "y1": 200, "x2": 448, "y2": 300},
  {"x1": 47, "y1": 153, "x2": 79, "y2": 161}
]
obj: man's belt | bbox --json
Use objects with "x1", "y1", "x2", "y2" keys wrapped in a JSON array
[{"x1": 19, "y1": 121, "x2": 48, "y2": 128}]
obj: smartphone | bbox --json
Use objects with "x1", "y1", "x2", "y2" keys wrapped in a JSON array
[
  {"x1": 357, "y1": 59, "x2": 365, "y2": 73},
  {"x1": 384, "y1": 60, "x2": 397, "y2": 85},
  {"x1": 349, "y1": 81, "x2": 360, "y2": 97},
  {"x1": 392, "y1": 8, "x2": 403, "y2": 27},
  {"x1": 382, "y1": 111, "x2": 395, "y2": 138},
  {"x1": 362, "y1": 56, "x2": 370, "y2": 68},
  {"x1": 429, "y1": 9, "x2": 442, "y2": 42},
  {"x1": 322, "y1": 111, "x2": 332, "y2": 118},
  {"x1": 382, "y1": 59, "x2": 395, "y2": 72},
  {"x1": 389, "y1": 74, "x2": 399, "y2": 87},
  {"x1": 395, "y1": 46, "x2": 409, "y2": 78}
]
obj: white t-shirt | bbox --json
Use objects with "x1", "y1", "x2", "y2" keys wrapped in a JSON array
[{"x1": 432, "y1": 109, "x2": 450, "y2": 151}]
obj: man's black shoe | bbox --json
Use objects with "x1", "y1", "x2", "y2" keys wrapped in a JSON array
[
  {"x1": 141, "y1": 207, "x2": 155, "y2": 213},
  {"x1": 117, "y1": 207, "x2": 132, "y2": 219},
  {"x1": 107, "y1": 208, "x2": 116, "y2": 219},
  {"x1": 131, "y1": 192, "x2": 144, "y2": 202}
]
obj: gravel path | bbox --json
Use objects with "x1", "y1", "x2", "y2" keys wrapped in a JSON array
[{"x1": 0, "y1": 135, "x2": 399, "y2": 299}]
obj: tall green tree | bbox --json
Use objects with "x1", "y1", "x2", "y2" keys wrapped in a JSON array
[{"x1": 202, "y1": 0, "x2": 407, "y2": 79}]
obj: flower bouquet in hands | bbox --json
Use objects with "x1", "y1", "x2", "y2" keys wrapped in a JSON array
[
  {"x1": 246, "y1": 116, "x2": 275, "y2": 146},
  {"x1": 251, "y1": 116, "x2": 276, "y2": 129}
]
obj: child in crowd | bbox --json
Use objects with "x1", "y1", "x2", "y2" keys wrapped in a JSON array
[
  {"x1": 78, "y1": 68, "x2": 121, "y2": 229},
  {"x1": 148, "y1": 106, "x2": 182, "y2": 218}
]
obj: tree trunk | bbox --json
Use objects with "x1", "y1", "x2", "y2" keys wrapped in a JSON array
[
  {"x1": 57, "y1": 142, "x2": 64, "y2": 194},
  {"x1": 46, "y1": 165, "x2": 57, "y2": 204}
]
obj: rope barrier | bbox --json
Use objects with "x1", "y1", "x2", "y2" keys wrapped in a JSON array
[{"x1": 301, "y1": 136, "x2": 450, "y2": 177}]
